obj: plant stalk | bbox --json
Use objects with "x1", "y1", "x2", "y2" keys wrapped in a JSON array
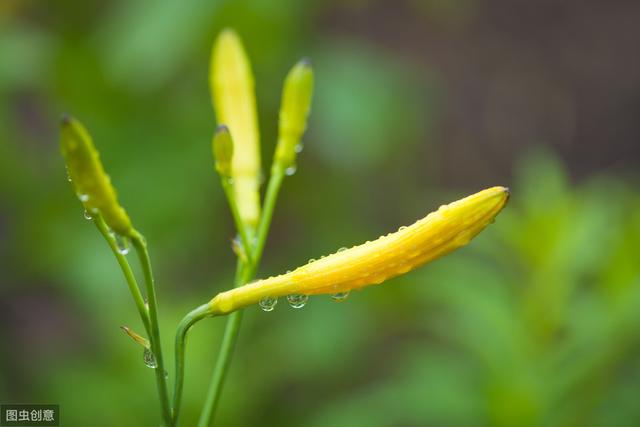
[
  {"x1": 131, "y1": 232, "x2": 173, "y2": 427},
  {"x1": 197, "y1": 167, "x2": 286, "y2": 427}
]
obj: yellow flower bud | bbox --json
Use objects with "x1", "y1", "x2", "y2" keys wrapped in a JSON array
[
  {"x1": 60, "y1": 115, "x2": 133, "y2": 236},
  {"x1": 208, "y1": 186, "x2": 510, "y2": 314},
  {"x1": 212, "y1": 125, "x2": 234, "y2": 178},
  {"x1": 210, "y1": 29, "x2": 261, "y2": 229},
  {"x1": 274, "y1": 59, "x2": 314, "y2": 171}
]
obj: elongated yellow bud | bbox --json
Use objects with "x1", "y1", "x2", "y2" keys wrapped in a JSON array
[
  {"x1": 274, "y1": 59, "x2": 314, "y2": 171},
  {"x1": 209, "y1": 186, "x2": 510, "y2": 314},
  {"x1": 60, "y1": 115, "x2": 133, "y2": 236},
  {"x1": 210, "y1": 29, "x2": 261, "y2": 229},
  {"x1": 212, "y1": 125, "x2": 234, "y2": 178}
]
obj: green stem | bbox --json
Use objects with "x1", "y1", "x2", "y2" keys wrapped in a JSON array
[
  {"x1": 131, "y1": 232, "x2": 173, "y2": 427},
  {"x1": 221, "y1": 178, "x2": 254, "y2": 265},
  {"x1": 254, "y1": 167, "x2": 285, "y2": 261},
  {"x1": 196, "y1": 262, "x2": 252, "y2": 427},
  {"x1": 197, "y1": 167, "x2": 286, "y2": 427},
  {"x1": 92, "y1": 216, "x2": 150, "y2": 333},
  {"x1": 172, "y1": 303, "x2": 213, "y2": 425}
]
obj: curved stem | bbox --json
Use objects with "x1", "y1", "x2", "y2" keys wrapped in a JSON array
[
  {"x1": 197, "y1": 167, "x2": 286, "y2": 427},
  {"x1": 131, "y1": 231, "x2": 173, "y2": 427},
  {"x1": 92, "y1": 216, "x2": 150, "y2": 333},
  {"x1": 172, "y1": 303, "x2": 213, "y2": 425}
]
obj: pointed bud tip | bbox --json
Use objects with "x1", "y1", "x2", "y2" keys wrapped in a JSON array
[
  {"x1": 300, "y1": 57, "x2": 312, "y2": 68},
  {"x1": 215, "y1": 124, "x2": 230, "y2": 134},
  {"x1": 60, "y1": 113, "x2": 72, "y2": 126}
]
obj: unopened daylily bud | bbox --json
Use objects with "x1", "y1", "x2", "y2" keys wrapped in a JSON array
[
  {"x1": 208, "y1": 187, "x2": 510, "y2": 314},
  {"x1": 274, "y1": 59, "x2": 314, "y2": 170},
  {"x1": 60, "y1": 115, "x2": 133, "y2": 236},
  {"x1": 212, "y1": 125, "x2": 234, "y2": 178},
  {"x1": 120, "y1": 325, "x2": 150, "y2": 349},
  {"x1": 210, "y1": 29, "x2": 261, "y2": 229}
]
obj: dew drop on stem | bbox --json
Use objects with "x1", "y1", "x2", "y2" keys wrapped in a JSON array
[
  {"x1": 115, "y1": 234, "x2": 130, "y2": 255},
  {"x1": 83, "y1": 209, "x2": 93, "y2": 220},
  {"x1": 143, "y1": 348, "x2": 157, "y2": 368}
]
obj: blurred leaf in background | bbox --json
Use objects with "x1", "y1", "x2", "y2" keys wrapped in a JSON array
[{"x1": 1, "y1": 0, "x2": 639, "y2": 426}]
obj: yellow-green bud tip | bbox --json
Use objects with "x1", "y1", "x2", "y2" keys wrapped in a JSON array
[
  {"x1": 274, "y1": 58, "x2": 314, "y2": 170},
  {"x1": 212, "y1": 125, "x2": 234, "y2": 178},
  {"x1": 60, "y1": 115, "x2": 133, "y2": 236}
]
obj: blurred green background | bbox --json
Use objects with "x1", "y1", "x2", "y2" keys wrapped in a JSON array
[{"x1": 1, "y1": 0, "x2": 640, "y2": 426}]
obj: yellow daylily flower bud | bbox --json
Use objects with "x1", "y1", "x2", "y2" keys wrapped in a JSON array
[
  {"x1": 273, "y1": 59, "x2": 314, "y2": 171},
  {"x1": 60, "y1": 115, "x2": 133, "y2": 236},
  {"x1": 208, "y1": 186, "x2": 510, "y2": 314},
  {"x1": 210, "y1": 29, "x2": 261, "y2": 230},
  {"x1": 212, "y1": 125, "x2": 234, "y2": 178}
]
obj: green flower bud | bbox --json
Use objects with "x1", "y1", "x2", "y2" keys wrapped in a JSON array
[
  {"x1": 274, "y1": 58, "x2": 314, "y2": 171},
  {"x1": 212, "y1": 125, "x2": 234, "y2": 178},
  {"x1": 60, "y1": 115, "x2": 133, "y2": 236}
]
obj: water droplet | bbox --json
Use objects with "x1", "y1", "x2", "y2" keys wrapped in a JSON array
[
  {"x1": 164, "y1": 370, "x2": 169, "y2": 379},
  {"x1": 285, "y1": 165, "x2": 297, "y2": 176},
  {"x1": 331, "y1": 291, "x2": 350, "y2": 302},
  {"x1": 143, "y1": 348, "x2": 157, "y2": 368},
  {"x1": 77, "y1": 193, "x2": 89, "y2": 202},
  {"x1": 337, "y1": 247, "x2": 347, "y2": 252},
  {"x1": 83, "y1": 210, "x2": 93, "y2": 220},
  {"x1": 295, "y1": 143, "x2": 304, "y2": 153},
  {"x1": 308, "y1": 258, "x2": 316, "y2": 263},
  {"x1": 286, "y1": 294, "x2": 308, "y2": 309},
  {"x1": 115, "y1": 234, "x2": 130, "y2": 255},
  {"x1": 259, "y1": 296, "x2": 277, "y2": 312},
  {"x1": 398, "y1": 226, "x2": 407, "y2": 231}
]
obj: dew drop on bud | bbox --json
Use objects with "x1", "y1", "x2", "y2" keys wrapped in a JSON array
[
  {"x1": 295, "y1": 143, "x2": 304, "y2": 153},
  {"x1": 259, "y1": 296, "x2": 277, "y2": 312},
  {"x1": 143, "y1": 348, "x2": 157, "y2": 368},
  {"x1": 285, "y1": 165, "x2": 297, "y2": 176},
  {"x1": 83, "y1": 210, "x2": 93, "y2": 220},
  {"x1": 286, "y1": 294, "x2": 308, "y2": 309},
  {"x1": 77, "y1": 193, "x2": 90, "y2": 202},
  {"x1": 331, "y1": 291, "x2": 350, "y2": 302}
]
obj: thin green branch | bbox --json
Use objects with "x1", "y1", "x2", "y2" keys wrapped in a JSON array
[
  {"x1": 253, "y1": 167, "x2": 285, "y2": 262},
  {"x1": 220, "y1": 178, "x2": 254, "y2": 265},
  {"x1": 172, "y1": 303, "x2": 213, "y2": 425},
  {"x1": 197, "y1": 167, "x2": 286, "y2": 427},
  {"x1": 131, "y1": 231, "x2": 173, "y2": 427},
  {"x1": 92, "y1": 215, "x2": 150, "y2": 333}
]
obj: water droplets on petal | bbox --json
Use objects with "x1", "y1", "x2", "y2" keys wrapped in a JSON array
[
  {"x1": 259, "y1": 296, "x2": 277, "y2": 312},
  {"x1": 83, "y1": 209, "x2": 93, "y2": 220},
  {"x1": 286, "y1": 294, "x2": 308, "y2": 309},
  {"x1": 331, "y1": 291, "x2": 350, "y2": 302}
]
